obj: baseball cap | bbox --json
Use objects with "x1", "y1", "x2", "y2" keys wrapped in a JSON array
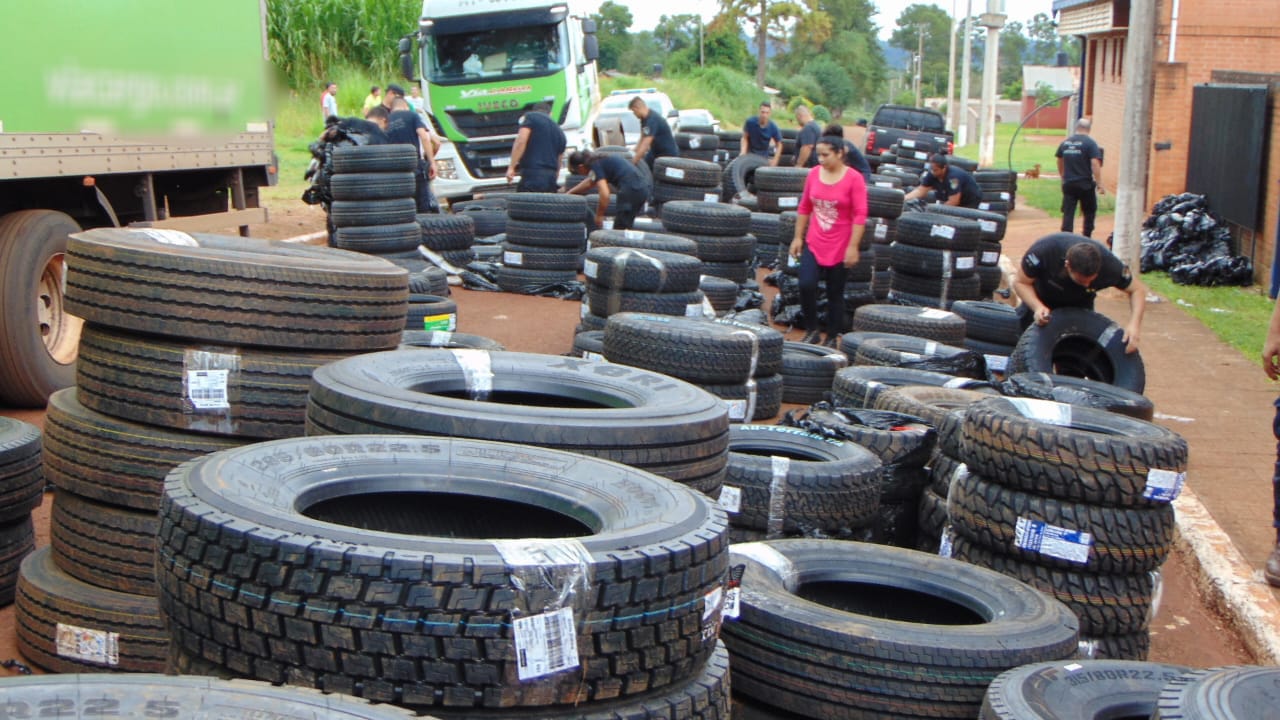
[{"x1": 386, "y1": 84, "x2": 406, "y2": 97}]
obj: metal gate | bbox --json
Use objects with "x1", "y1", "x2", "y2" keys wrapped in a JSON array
[{"x1": 1186, "y1": 83, "x2": 1269, "y2": 231}]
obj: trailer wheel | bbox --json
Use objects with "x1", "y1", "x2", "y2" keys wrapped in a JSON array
[{"x1": 0, "y1": 211, "x2": 83, "y2": 407}]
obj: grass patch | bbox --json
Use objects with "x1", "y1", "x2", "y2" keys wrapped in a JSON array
[
  {"x1": 1144, "y1": 272, "x2": 1274, "y2": 363},
  {"x1": 1015, "y1": 177, "x2": 1117, "y2": 218},
  {"x1": 603, "y1": 68, "x2": 781, "y2": 131}
]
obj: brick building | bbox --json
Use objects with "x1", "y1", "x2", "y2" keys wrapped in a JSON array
[{"x1": 1054, "y1": 0, "x2": 1280, "y2": 283}]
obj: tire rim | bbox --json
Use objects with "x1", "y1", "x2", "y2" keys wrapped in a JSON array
[{"x1": 37, "y1": 251, "x2": 80, "y2": 365}]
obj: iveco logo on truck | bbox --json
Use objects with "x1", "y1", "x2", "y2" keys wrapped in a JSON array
[{"x1": 460, "y1": 85, "x2": 532, "y2": 98}]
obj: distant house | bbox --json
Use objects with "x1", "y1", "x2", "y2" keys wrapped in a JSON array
[{"x1": 1021, "y1": 65, "x2": 1078, "y2": 130}]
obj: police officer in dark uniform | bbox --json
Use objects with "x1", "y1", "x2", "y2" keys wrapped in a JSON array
[
  {"x1": 564, "y1": 150, "x2": 651, "y2": 230},
  {"x1": 1057, "y1": 117, "x2": 1105, "y2": 237},
  {"x1": 904, "y1": 154, "x2": 982, "y2": 208},
  {"x1": 822, "y1": 123, "x2": 871, "y2": 181},
  {"x1": 1013, "y1": 233, "x2": 1147, "y2": 352},
  {"x1": 628, "y1": 96, "x2": 678, "y2": 169},
  {"x1": 507, "y1": 102, "x2": 566, "y2": 192},
  {"x1": 384, "y1": 97, "x2": 438, "y2": 212}
]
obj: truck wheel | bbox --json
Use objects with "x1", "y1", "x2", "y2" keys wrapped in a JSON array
[{"x1": 0, "y1": 210, "x2": 83, "y2": 407}]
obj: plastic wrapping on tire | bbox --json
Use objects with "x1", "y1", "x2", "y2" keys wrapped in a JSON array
[
  {"x1": 779, "y1": 402, "x2": 936, "y2": 466},
  {"x1": 492, "y1": 537, "x2": 595, "y2": 677},
  {"x1": 181, "y1": 349, "x2": 241, "y2": 435},
  {"x1": 451, "y1": 349, "x2": 495, "y2": 401},
  {"x1": 765, "y1": 456, "x2": 790, "y2": 540}
]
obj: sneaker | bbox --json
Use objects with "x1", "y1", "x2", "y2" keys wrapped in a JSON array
[
  {"x1": 800, "y1": 329, "x2": 822, "y2": 344},
  {"x1": 1266, "y1": 544, "x2": 1280, "y2": 588},
  {"x1": 822, "y1": 335, "x2": 840, "y2": 349}
]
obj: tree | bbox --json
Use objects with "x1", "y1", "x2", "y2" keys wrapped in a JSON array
[
  {"x1": 804, "y1": 56, "x2": 857, "y2": 111},
  {"x1": 669, "y1": 16, "x2": 752, "y2": 74},
  {"x1": 776, "y1": 0, "x2": 884, "y2": 105},
  {"x1": 591, "y1": 1, "x2": 633, "y2": 70},
  {"x1": 654, "y1": 14, "x2": 698, "y2": 53},
  {"x1": 717, "y1": 0, "x2": 820, "y2": 88},
  {"x1": 890, "y1": 4, "x2": 952, "y2": 99},
  {"x1": 999, "y1": 20, "x2": 1028, "y2": 99}
]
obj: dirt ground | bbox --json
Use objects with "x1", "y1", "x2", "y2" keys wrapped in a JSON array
[{"x1": 0, "y1": 194, "x2": 1258, "y2": 680}]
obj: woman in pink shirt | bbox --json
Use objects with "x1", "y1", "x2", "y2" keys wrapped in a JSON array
[{"x1": 788, "y1": 138, "x2": 868, "y2": 347}]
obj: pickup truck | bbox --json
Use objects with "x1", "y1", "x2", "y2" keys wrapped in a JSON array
[{"x1": 864, "y1": 104, "x2": 954, "y2": 159}]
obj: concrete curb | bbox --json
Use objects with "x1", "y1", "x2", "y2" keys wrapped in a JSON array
[{"x1": 1174, "y1": 485, "x2": 1280, "y2": 665}]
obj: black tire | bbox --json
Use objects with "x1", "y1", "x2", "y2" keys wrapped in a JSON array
[
  {"x1": 749, "y1": 212, "x2": 783, "y2": 244},
  {"x1": 723, "y1": 154, "x2": 768, "y2": 200},
  {"x1": 453, "y1": 206, "x2": 507, "y2": 237},
  {"x1": 852, "y1": 303, "x2": 967, "y2": 344},
  {"x1": 1008, "y1": 308, "x2": 1147, "y2": 393},
  {"x1": 917, "y1": 487, "x2": 949, "y2": 543},
  {"x1": 700, "y1": 275, "x2": 740, "y2": 314},
  {"x1": 654, "y1": 181, "x2": 721, "y2": 205},
  {"x1": 406, "y1": 293, "x2": 458, "y2": 332},
  {"x1": 583, "y1": 247, "x2": 702, "y2": 293},
  {"x1": 889, "y1": 242, "x2": 977, "y2": 279},
  {"x1": 307, "y1": 350, "x2": 729, "y2": 488},
  {"x1": 951, "y1": 536, "x2": 1156, "y2": 636},
  {"x1": 440, "y1": 248, "x2": 477, "y2": 267},
  {"x1": 331, "y1": 144, "x2": 418, "y2": 173},
  {"x1": 965, "y1": 336, "x2": 1017, "y2": 359},
  {"x1": 603, "y1": 313, "x2": 765, "y2": 384},
  {"x1": 895, "y1": 212, "x2": 981, "y2": 251},
  {"x1": 866, "y1": 216, "x2": 898, "y2": 245},
  {"x1": 784, "y1": 406, "x2": 937, "y2": 468},
  {"x1": 400, "y1": 330, "x2": 503, "y2": 351},
  {"x1": 589, "y1": 229, "x2": 699, "y2": 255},
  {"x1": 0, "y1": 416, "x2": 43, "y2": 523},
  {"x1": 874, "y1": 386, "x2": 994, "y2": 458},
  {"x1": 980, "y1": 659, "x2": 1190, "y2": 720},
  {"x1": 1079, "y1": 633, "x2": 1149, "y2": 661},
  {"x1": 495, "y1": 266, "x2": 579, "y2": 294},
  {"x1": 499, "y1": 242, "x2": 581, "y2": 271},
  {"x1": 408, "y1": 266, "x2": 451, "y2": 295},
  {"x1": 712, "y1": 318, "x2": 786, "y2": 377},
  {"x1": 588, "y1": 287, "x2": 706, "y2": 318},
  {"x1": 654, "y1": 157, "x2": 723, "y2": 187},
  {"x1": 571, "y1": 330, "x2": 606, "y2": 359},
  {"x1": 700, "y1": 260, "x2": 751, "y2": 284},
  {"x1": 951, "y1": 300, "x2": 1021, "y2": 345},
  {"x1": 577, "y1": 311, "x2": 608, "y2": 332},
  {"x1": 416, "y1": 213, "x2": 475, "y2": 251},
  {"x1": 975, "y1": 240, "x2": 1003, "y2": 266},
  {"x1": 866, "y1": 186, "x2": 906, "y2": 219},
  {"x1": 42, "y1": 388, "x2": 244, "y2": 511},
  {"x1": 700, "y1": 374, "x2": 783, "y2": 422},
  {"x1": 329, "y1": 198, "x2": 417, "y2": 227},
  {"x1": 724, "y1": 425, "x2": 882, "y2": 533},
  {"x1": 66, "y1": 229, "x2": 408, "y2": 351},
  {"x1": 855, "y1": 336, "x2": 986, "y2": 379},
  {"x1": 687, "y1": 234, "x2": 757, "y2": 263},
  {"x1": 927, "y1": 204, "x2": 1007, "y2": 243},
  {"x1": 977, "y1": 264, "x2": 1005, "y2": 297},
  {"x1": 75, "y1": 324, "x2": 348, "y2": 440},
  {"x1": 868, "y1": 174, "x2": 903, "y2": 189},
  {"x1": 754, "y1": 167, "x2": 809, "y2": 193},
  {"x1": 978, "y1": 200, "x2": 1011, "y2": 214},
  {"x1": 946, "y1": 470, "x2": 1175, "y2": 574},
  {"x1": 1154, "y1": 666, "x2": 1280, "y2": 720},
  {"x1": 755, "y1": 191, "x2": 802, "y2": 214},
  {"x1": 722, "y1": 540, "x2": 1079, "y2": 720},
  {"x1": 0, "y1": 517, "x2": 34, "y2": 607},
  {"x1": 332, "y1": 222, "x2": 423, "y2": 253},
  {"x1": 780, "y1": 342, "x2": 849, "y2": 405},
  {"x1": 888, "y1": 270, "x2": 982, "y2": 304},
  {"x1": 831, "y1": 365, "x2": 995, "y2": 409},
  {"x1": 159, "y1": 436, "x2": 729, "y2": 709},
  {"x1": 674, "y1": 131, "x2": 720, "y2": 151},
  {"x1": 504, "y1": 218, "x2": 588, "y2": 248},
  {"x1": 661, "y1": 201, "x2": 751, "y2": 236},
  {"x1": 16, "y1": 547, "x2": 167, "y2": 673},
  {"x1": 959, "y1": 396, "x2": 1186, "y2": 507},
  {"x1": 0, "y1": 210, "x2": 83, "y2": 407},
  {"x1": 948, "y1": 155, "x2": 979, "y2": 172},
  {"x1": 50, "y1": 491, "x2": 157, "y2": 596},
  {"x1": 329, "y1": 172, "x2": 415, "y2": 201},
  {"x1": 506, "y1": 192, "x2": 589, "y2": 222},
  {"x1": 1004, "y1": 372, "x2": 1155, "y2": 421}
]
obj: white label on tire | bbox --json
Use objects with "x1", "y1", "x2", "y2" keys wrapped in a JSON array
[
  {"x1": 875, "y1": 181, "x2": 894, "y2": 188},
  {"x1": 938, "y1": 528, "x2": 954, "y2": 558},
  {"x1": 979, "y1": 202, "x2": 992, "y2": 210},
  {"x1": 582, "y1": 351, "x2": 605, "y2": 362},
  {"x1": 56, "y1": 624, "x2": 119, "y2": 666},
  {"x1": 721, "y1": 587, "x2": 741, "y2": 619},
  {"x1": 665, "y1": 167, "x2": 686, "y2": 180},
  {"x1": 919, "y1": 308, "x2": 951, "y2": 319},
  {"x1": 875, "y1": 224, "x2": 889, "y2": 239},
  {"x1": 503, "y1": 251, "x2": 524, "y2": 266},
  {"x1": 583, "y1": 259, "x2": 599, "y2": 279},
  {"x1": 900, "y1": 352, "x2": 923, "y2": 362},
  {"x1": 689, "y1": 136, "x2": 702, "y2": 149},
  {"x1": 982, "y1": 251, "x2": 1000, "y2": 264},
  {"x1": 901, "y1": 139, "x2": 917, "y2": 148},
  {"x1": 734, "y1": 542, "x2": 795, "y2": 579},
  {"x1": 686, "y1": 302, "x2": 706, "y2": 318},
  {"x1": 779, "y1": 196, "x2": 799, "y2": 208},
  {"x1": 923, "y1": 341, "x2": 938, "y2": 355},
  {"x1": 979, "y1": 220, "x2": 998, "y2": 233},
  {"x1": 186, "y1": 369, "x2": 230, "y2": 410},
  {"x1": 428, "y1": 331, "x2": 453, "y2": 346},
  {"x1": 955, "y1": 256, "x2": 975, "y2": 270},
  {"x1": 718, "y1": 485, "x2": 743, "y2": 513},
  {"x1": 1014, "y1": 517, "x2": 1092, "y2": 564},
  {"x1": 1098, "y1": 324, "x2": 1122, "y2": 348},
  {"x1": 513, "y1": 607, "x2": 579, "y2": 680},
  {"x1": 1144, "y1": 469, "x2": 1186, "y2": 502},
  {"x1": 624, "y1": 229, "x2": 644, "y2": 240},
  {"x1": 943, "y1": 377, "x2": 972, "y2": 388},
  {"x1": 132, "y1": 228, "x2": 199, "y2": 247},
  {"x1": 725, "y1": 399, "x2": 748, "y2": 421},
  {"x1": 704, "y1": 193, "x2": 718, "y2": 203},
  {"x1": 602, "y1": 219, "x2": 614, "y2": 230},
  {"x1": 579, "y1": 301, "x2": 588, "y2": 319},
  {"x1": 913, "y1": 150, "x2": 929, "y2": 160},
  {"x1": 1007, "y1": 397, "x2": 1072, "y2": 426},
  {"x1": 930, "y1": 224, "x2": 956, "y2": 240},
  {"x1": 999, "y1": 192, "x2": 1011, "y2": 200},
  {"x1": 984, "y1": 354, "x2": 1009, "y2": 372}
]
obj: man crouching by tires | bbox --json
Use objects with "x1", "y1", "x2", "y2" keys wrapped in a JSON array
[{"x1": 1013, "y1": 233, "x2": 1147, "y2": 353}]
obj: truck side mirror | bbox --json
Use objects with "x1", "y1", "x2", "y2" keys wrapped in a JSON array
[
  {"x1": 583, "y1": 35, "x2": 599, "y2": 63},
  {"x1": 582, "y1": 18, "x2": 597, "y2": 34},
  {"x1": 399, "y1": 35, "x2": 415, "y2": 80}
]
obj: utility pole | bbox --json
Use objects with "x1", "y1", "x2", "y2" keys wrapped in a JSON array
[
  {"x1": 915, "y1": 26, "x2": 925, "y2": 107},
  {"x1": 947, "y1": 0, "x2": 957, "y2": 131},
  {"x1": 977, "y1": 0, "x2": 1006, "y2": 166},
  {"x1": 958, "y1": 0, "x2": 974, "y2": 147},
  {"x1": 698, "y1": 16, "x2": 704, "y2": 68},
  {"x1": 1113, "y1": 0, "x2": 1157, "y2": 268}
]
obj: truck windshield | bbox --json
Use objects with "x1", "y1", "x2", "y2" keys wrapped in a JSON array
[{"x1": 426, "y1": 22, "x2": 566, "y2": 85}]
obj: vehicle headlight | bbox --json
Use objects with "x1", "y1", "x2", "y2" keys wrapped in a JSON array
[{"x1": 435, "y1": 158, "x2": 457, "y2": 180}]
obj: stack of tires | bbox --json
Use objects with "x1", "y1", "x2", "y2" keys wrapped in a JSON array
[
  {"x1": 159, "y1": 435, "x2": 733, "y2": 717},
  {"x1": 929, "y1": 204, "x2": 1007, "y2": 298},
  {"x1": 602, "y1": 313, "x2": 784, "y2": 423},
  {"x1": 851, "y1": 303, "x2": 967, "y2": 345},
  {"x1": 876, "y1": 163, "x2": 922, "y2": 192},
  {"x1": 328, "y1": 145, "x2": 423, "y2": 271},
  {"x1": 497, "y1": 193, "x2": 588, "y2": 294},
  {"x1": 950, "y1": 300, "x2": 1022, "y2": 373},
  {"x1": 661, "y1": 201, "x2": 756, "y2": 285},
  {"x1": 888, "y1": 211, "x2": 983, "y2": 308},
  {"x1": 675, "y1": 129, "x2": 720, "y2": 163},
  {"x1": 581, "y1": 246, "x2": 706, "y2": 331},
  {"x1": 652, "y1": 157, "x2": 723, "y2": 207},
  {"x1": 975, "y1": 169, "x2": 1018, "y2": 215},
  {"x1": 576, "y1": 229, "x2": 702, "y2": 332},
  {"x1": 0, "y1": 418, "x2": 41, "y2": 607},
  {"x1": 451, "y1": 197, "x2": 508, "y2": 239},
  {"x1": 750, "y1": 212, "x2": 784, "y2": 269},
  {"x1": 416, "y1": 213, "x2": 476, "y2": 270},
  {"x1": 720, "y1": 425, "x2": 882, "y2": 543},
  {"x1": 752, "y1": 167, "x2": 807, "y2": 214},
  {"x1": 779, "y1": 341, "x2": 849, "y2": 405},
  {"x1": 867, "y1": 185, "x2": 906, "y2": 302},
  {"x1": 947, "y1": 396, "x2": 1187, "y2": 659},
  {"x1": 717, "y1": 128, "x2": 742, "y2": 164},
  {"x1": 777, "y1": 127, "x2": 798, "y2": 167},
  {"x1": 15, "y1": 228, "x2": 409, "y2": 675},
  {"x1": 888, "y1": 141, "x2": 932, "y2": 169},
  {"x1": 722, "y1": 539, "x2": 1079, "y2": 719}
]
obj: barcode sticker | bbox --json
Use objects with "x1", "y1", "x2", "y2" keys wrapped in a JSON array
[
  {"x1": 930, "y1": 224, "x2": 956, "y2": 240},
  {"x1": 718, "y1": 486, "x2": 743, "y2": 513},
  {"x1": 984, "y1": 354, "x2": 1009, "y2": 372},
  {"x1": 779, "y1": 197, "x2": 799, "y2": 208},
  {"x1": 979, "y1": 220, "x2": 998, "y2": 233},
  {"x1": 56, "y1": 623, "x2": 119, "y2": 666},
  {"x1": 685, "y1": 303, "x2": 704, "y2": 318},
  {"x1": 513, "y1": 607, "x2": 579, "y2": 680},
  {"x1": 186, "y1": 369, "x2": 230, "y2": 410},
  {"x1": 722, "y1": 587, "x2": 741, "y2": 619},
  {"x1": 1007, "y1": 398, "x2": 1073, "y2": 426},
  {"x1": 503, "y1": 251, "x2": 524, "y2": 266},
  {"x1": 875, "y1": 223, "x2": 889, "y2": 238},
  {"x1": 956, "y1": 256, "x2": 975, "y2": 270},
  {"x1": 982, "y1": 251, "x2": 1000, "y2": 264},
  {"x1": 701, "y1": 586, "x2": 724, "y2": 639},
  {"x1": 1144, "y1": 469, "x2": 1186, "y2": 502},
  {"x1": 583, "y1": 259, "x2": 598, "y2": 279},
  {"x1": 624, "y1": 229, "x2": 644, "y2": 240},
  {"x1": 1015, "y1": 517, "x2": 1092, "y2": 564},
  {"x1": 924, "y1": 341, "x2": 938, "y2": 354},
  {"x1": 704, "y1": 193, "x2": 718, "y2": 203},
  {"x1": 665, "y1": 167, "x2": 686, "y2": 180},
  {"x1": 422, "y1": 313, "x2": 456, "y2": 332}
]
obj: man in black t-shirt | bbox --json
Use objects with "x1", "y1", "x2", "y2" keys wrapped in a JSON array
[
  {"x1": 565, "y1": 150, "x2": 651, "y2": 230},
  {"x1": 1057, "y1": 118, "x2": 1105, "y2": 237},
  {"x1": 385, "y1": 98, "x2": 438, "y2": 212},
  {"x1": 1013, "y1": 233, "x2": 1147, "y2": 352},
  {"x1": 628, "y1": 96, "x2": 678, "y2": 168},
  {"x1": 793, "y1": 105, "x2": 823, "y2": 168},
  {"x1": 904, "y1": 154, "x2": 981, "y2": 208},
  {"x1": 507, "y1": 103, "x2": 566, "y2": 192}
]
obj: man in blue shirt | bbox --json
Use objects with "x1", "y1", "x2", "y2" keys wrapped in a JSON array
[
  {"x1": 821, "y1": 123, "x2": 871, "y2": 181},
  {"x1": 628, "y1": 96, "x2": 678, "y2": 169},
  {"x1": 740, "y1": 102, "x2": 782, "y2": 166},
  {"x1": 905, "y1": 154, "x2": 982, "y2": 208},
  {"x1": 793, "y1": 105, "x2": 823, "y2": 168},
  {"x1": 507, "y1": 103, "x2": 566, "y2": 192}
]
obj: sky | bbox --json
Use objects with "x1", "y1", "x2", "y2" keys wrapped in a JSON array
[{"x1": 617, "y1": 0, "x2": 1058, "y2": 40}]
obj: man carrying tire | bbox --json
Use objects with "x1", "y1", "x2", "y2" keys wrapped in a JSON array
[
  {"x1": 629, "y1": 96, "x2": 678, "y2": 169},
  {"x1": 904, "y1": 154, "x2": 982, "y2": 209},
  {"x1": 506, "y1": 102, "x2": 566, "y2": 192},
  {"x1": 1057, "y1": 118, "x2": 1105, "y2": 238},
  {"x1": 1013, "y1": 233, "x2": 1147, "y2": 352},
  {"x1": 740, "y1": 102, "x2": 782, "y2": 167}
]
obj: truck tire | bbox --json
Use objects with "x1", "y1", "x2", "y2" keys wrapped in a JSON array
[
  {"x1": 1154, "y1": 666, "x2": 1280, "y2": 720},
  {"x1": 700, "y1": 275, "x2": 740, "y2": 314},
  {"x1": 329, "y1": 172, "x2": 415, "y2": 201},
  {"x1": 16, "y1": 547, "x2": 168, "y2": 673},
  {"x1": 927, "y1": 204, "x2": 1007, "y2": 242},
  {"x1": 700, "y1": 260, "x2": 751, "y2": 284},
  {"x1": 722, "y1": 155, "x2": 768, "y2": 200},
  {"x1": 499, "y1": 242, "x2": 581, "y2": 271},
  {"x1": 866, "y1": 186, "x2": 906, "y2": 219},
  {"x1": 981, "y1": 660, "x2": 1189, "y2": 720},
  {"x1": 505, "y1": 193, "x2": 588, "y2": 222},
  {"x1": 331, "y1": 144, "x2": 419, "y2": 173},
  {"x1": 50, "y1": 490, "x2": 158, "y2": 596},
  {"x1": 654, "y1": 157, "x2": 723, "y2": 187},
  {"x1": 400, "y1": 330, "x2": 503, "y2": 351},
  {"x1": 890, "y1": 242, "x2": 978, "y2": 279},
  {"x1": 895, "y1": 212, "x2": 981, "y2": 251},
  {"x1": 66, "y1": 228, "x2": 409, "y2": 351},
  {"x1": 874, "y1": 386, "x2": 993, "y2": 458},
  {"x1": 852, "y1": 304, "x2": 967, "y2": 344},
  {"x1": 603, "y1": 314, "x2": 765, "y2": 384},
  {"x1": 504, "y1": 219, "x2": 588, "y2": 248},
  {"x1": 159, "y1": 436, "x2": 728, "y2": 709},
  {"x1": 1079, "y1": 633, "x2": 1149, "y2": 661},
  {"x1": 329, "y1": 199, "x2": 417, "y2": 227},
  {"x1": 888, "y1": 272, "x2": 983, "y2": 306},
  {"x1": 1003, "y1": 372, "x2": 1155, "y2": 421},
  {"x1": 405, "y1": 294, "x2": 457, "y2": 331},
  {"x1": 701, "y1": 374, "x2": 784, "y2": 424},
  {"x1": 589, "y1": 229, "x2": 698, "y2": 256},
  {"x1": 0, "y1": 517, "x2": 35, "y2": 607},
  {"x1": 687, "y1": 234, "x2": 757, "y2": 263},
  {"x1": 588, "y1": 287, "x2": 706, "y2": 318},
  {"x1": 495, "y1": 266, "x2": 580, "y2": 294},
  {"x1": 416, "y1": 213, "x2": 475, "y2": 251},
  {"x1": 950, "y1": 301, "x2": 1021, "y2": 345},
  {"x1": 584, "y1": 247, "x2": 703, "y2": 292},
  {"x1": 780, "y1": 342, "x2": 848, "y2": 405},
  {"x1": 661, "y1": 201, "x2": 751, "y2": 236},
  {"x1": 0, "y1": 210, "x2": 83, "y2": 407},
  {"x1": 1008, "y1": 308, "x2": 1146, "y2": 393},
  {"x1": 722, "y1": 539, "x2": 1079, "y2": 720},
  {"x1": 332, "y1": 222, "x2": 423, "y2": 253},
  {"x1": 306, "y1": 350, "x2": 729, "y2": 488},
  {"x1": 854, "y1": 336, "x2": 986, "y2": 379},
  {"x1": 408, "y1": 266, "x2": 451, "y2": 295}
]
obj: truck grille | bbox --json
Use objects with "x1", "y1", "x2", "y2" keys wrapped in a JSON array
[
  {"x1": 445, "y1": 105, "x2": 540, "y2": 139},
  {"x1": 454, "y1": 139, "x2": 520, "y2": 179}
]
